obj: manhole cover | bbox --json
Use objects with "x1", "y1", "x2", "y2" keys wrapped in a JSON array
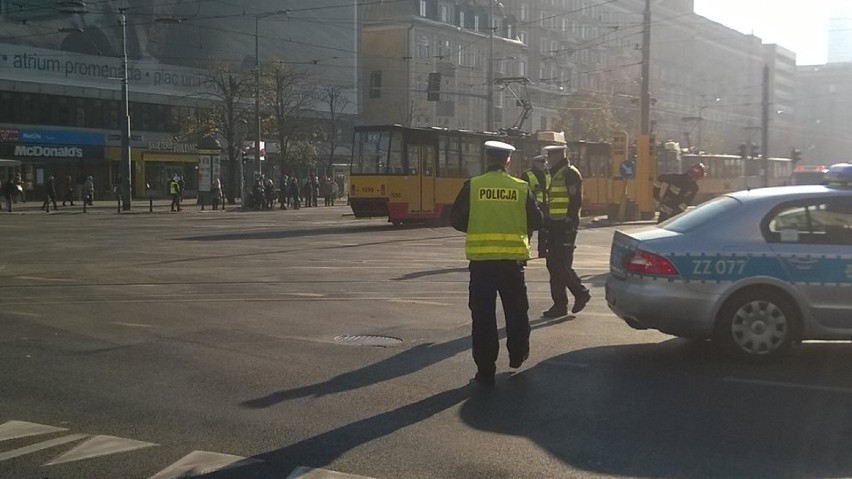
[{"x1": 334, "y1": 335, "x2": 403, "y2": 347}]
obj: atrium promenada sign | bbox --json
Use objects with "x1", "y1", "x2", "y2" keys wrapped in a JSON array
[{"x1": 0, "y1": 44, "x2": 213, "y2": 97}]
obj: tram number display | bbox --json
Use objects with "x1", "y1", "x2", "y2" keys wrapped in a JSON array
[{"x1": 691, "y1": 259, "x2": 747, "y2": 276}]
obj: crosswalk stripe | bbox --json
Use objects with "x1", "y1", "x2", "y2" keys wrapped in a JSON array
[
  {"x1": 147, "y1": 450, "x2": 263, "y2": 479},
  {"x1": 45, "y1": 435, "x2": 158, "y2": 465},
  {"x1": 0, "y1": 420, "x2": 67, "y2": 442},
  {"x1": 0, "y1": 434, "x2": 88, "y2": 462},
  {"x1": 287, "y1": 466, "x2": 376, "y2": 479}
]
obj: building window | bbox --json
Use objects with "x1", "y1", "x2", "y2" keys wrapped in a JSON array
[
  {"x1": 459, "y1": 11, "x2": 465, "y2": 28},
  {"x1": 518, "y1": 60, "x2": 526, "y2": 76},
  {"x1": 520, "y1": 3, "x2": 529, "y2": 20},
  {"x1": 518, "y1": 31, "x2": 527, "y2": 45},
  {"x1": 418, "y1": 36, "x2": 430, "y2": 58},
  {"x1": 440, "y1": 4, "x2": 450, "y2": 23},
  {"x1": 540, "y1": 38, "x2": 548, "y2": 53},
  {"x1": 474, "y1": 15, "x2": 480, "y2": 31},
  {"x1": 419, "y1": 0, "x2": 427, "y2": 16},
  {"x1": 369, "y1": 70, "x2": 382, "y2": 98}
]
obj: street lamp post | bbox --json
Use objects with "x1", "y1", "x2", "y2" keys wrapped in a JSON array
[
  {"x1": 254, "y1": 16, "x2": 261, "y2": 182},
  {"x1": 119, "y1": 9, "x2": 132, "y2": 210}
]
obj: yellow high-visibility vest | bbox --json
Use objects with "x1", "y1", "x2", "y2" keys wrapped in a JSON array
[
  {"x1": 523, "y1": 169, "x2": 551, "y2": 203},
  {"x1": 465, "y1": 171, "x2": 530, "y2": 261},
  {"x1": 548, "y1": 164, "x2": 581, "y2": 220}
]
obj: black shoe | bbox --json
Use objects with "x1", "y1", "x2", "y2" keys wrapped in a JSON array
[
  {"x1": 572, "y1": 292, "x2": 591, "y2": 314},
  {"x1": 473, "y1": 372, "x2": 495, "y2": 386},
  {"x1": 542, "y1": 306, "x2": 568, "y2": 318},
  {"x1": 509, "y1": 352, "x2": 529, "y2": 369}
]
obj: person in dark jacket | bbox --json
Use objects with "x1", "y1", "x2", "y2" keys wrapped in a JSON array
[
  {"x1": 62, "y1": 175, "x2": 75, "y2": 206},
  {"x1": 41, "y1": 176, "x2": 59, "y2": 212},
  {"x1": 653, "y1": 163, "x2": 705, "y2": 223},
  {"x1": 451, "y1": 140, "x2": 542, "y2": 385}
]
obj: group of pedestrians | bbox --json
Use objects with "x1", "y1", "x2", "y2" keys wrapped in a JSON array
[
  {"x1": 274, "y1": 173, "x2": 340, "y2": 210},
  {"x1": 2, "y1": 174, "x2": 95, "y2": 213}
]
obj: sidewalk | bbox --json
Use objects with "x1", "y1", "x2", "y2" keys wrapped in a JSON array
[{"x1": 1, "y1": 198, "x2": 235, "y2": 215}]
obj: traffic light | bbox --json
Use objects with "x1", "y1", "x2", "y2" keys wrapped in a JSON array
[
  {"x1": 738, "y1": 143, "x2": 747, "y2": 159},
  {"x1": 749, "y1": 143, "x2": 759, "y2": 158},
  {"x1": 791, "y1": 148, "x2": 802, "y2": 163}
]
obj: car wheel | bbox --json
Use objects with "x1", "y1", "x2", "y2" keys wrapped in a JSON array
[{"x1": 715, "y1": 288, "x2": 799, "y2": 359}]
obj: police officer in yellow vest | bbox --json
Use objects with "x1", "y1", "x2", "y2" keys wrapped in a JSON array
[
  {"x1": 451, "y1": 140, "x2": 542, "y2": 385},
  {"x1": 521, "y1": 155, "x2": 551, "y2": 258},
  {"x1": 542, "y1": 145, "x2": 591, "y2": 318},
  {"x1": 169, "y1": 176, "x2": 182, "y2": 212}
]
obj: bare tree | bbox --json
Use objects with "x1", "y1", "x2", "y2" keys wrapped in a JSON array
[
  {"x1": 264, "y1": 61, "x2": 318, "y2": 175},
  {"x1": 317, "y1": 85, "x2": 353, "y2": 169},
  {"x1": 397, "y1": 99, "x2": 429, "y2": 127},
  {"x1": 554, "y1": 90, "x2": 621, "y2": 142},
  {"x1": 182, "y1": 63, "x2": 252, "y2": 204}
]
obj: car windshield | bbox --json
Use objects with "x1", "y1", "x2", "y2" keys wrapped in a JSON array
[{"x1": 660, "y1": 196, "x2": 741, "y2": 233}]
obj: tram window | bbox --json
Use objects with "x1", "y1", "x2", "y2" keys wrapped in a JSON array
[
  {"x1": 461, "y1": 138, "x2": 481, "y2": 177},
  {"x1": 354, "y1": 130, "x2": 391, "y2": 174},
  {"x1": 439, "y1": 135, "x2": 462, "y2": 177},
  {"x1": 389, "y1": 134, "x2": 404, "y2": 174},
  {"x1": 404, "y1": 144, "x2": 418, "y2": 175}
]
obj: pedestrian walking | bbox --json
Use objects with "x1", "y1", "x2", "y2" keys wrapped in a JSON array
[
  {"x1": 169, "y1": 176, "x2": 182, "y2": 212},
  {"x1": 451, "y1": 140, "x2": 542, "y2": 386},
  {"x1": 288, "y1": 176, "x2": 301, "y2": 209},
  {"x1": 2, "y1": 176, "x2": 15, "y2": 212},
  {"x1": 41, "y1": 176, "x2": 58, "y2": 212},
  {"x1": 212, "y1": 175, "x2": 223, "y2": 210},
  {"x1": 330, "y1": 179, "x2": 339, "y2": 206},
  {"x1": 84, "y1": 176, "x2": 94, "y2": 205},
  {"x1": 61, "y1": 175, "x2": 75, "y2": 206},
  {"x1": 541, "y1": 145, "x2": 591, "y2": 318}
]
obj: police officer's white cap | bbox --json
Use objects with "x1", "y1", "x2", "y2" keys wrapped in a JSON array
[
  {"x1": 543, "y1": 145, "x2": 567, "y2": 152},
  {"x1": 484, "y1": 140, "x2": 516, "y2": 153}
]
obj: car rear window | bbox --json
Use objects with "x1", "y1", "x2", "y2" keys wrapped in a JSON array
[{"x1": 660, "y1": 196, "x2": 741, "y2": 233}]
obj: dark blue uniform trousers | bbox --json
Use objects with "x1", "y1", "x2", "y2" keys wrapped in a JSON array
[
  {"x1": 468, "y1": 260, "x2": 531, "y2": 375},
  {"x1": 545, "y1": 223, "x2": 589, "y2": 308}
]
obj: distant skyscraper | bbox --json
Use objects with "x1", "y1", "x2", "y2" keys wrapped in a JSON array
[{"x1": 828, "y1": 5, "x2": 852, "y2": 63}]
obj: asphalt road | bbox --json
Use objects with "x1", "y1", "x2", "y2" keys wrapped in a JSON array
[{"x1": 3, "y1": 203, "x2": 852, "y2": 479}]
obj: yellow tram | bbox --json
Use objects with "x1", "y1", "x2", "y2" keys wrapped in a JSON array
[{"x1": 349, "y1": 125, "x2": 565, "y2": 224}]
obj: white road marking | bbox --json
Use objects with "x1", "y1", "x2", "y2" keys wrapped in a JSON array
[
  {"x1": 287, "y1": 466, "x2": 376, "y2": 478},
  {"x1": 0, "y1": 420, "x2": 67, "y2": 442},
  {"x1": 147, "y1": 450, "x2": 263, "y2": 479},
  {"x1": 45, "y1": 435, "x2": 158, "y2": 465},
  {"x1": 723, "y1": 377, "x2": 852, "y2": 394},
  {"x1": 386, "y1": 299, "x2": 451, "y2": 306},
  {"x1": 2, "y1": 311, "x2": 42, "y2": 317},
  {"x1": 15, "y1": 276, "x2": 76, "y2": 282},
  {"x1": 111, "y1": 322, "x2": 156, "y2": 328},
  {"x1": 0, "y1": 434, "x2": 88, "y2": 462}
]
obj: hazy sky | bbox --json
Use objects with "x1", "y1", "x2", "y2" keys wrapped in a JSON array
[{"x1": 693, "y1": 0, "x2": 852, "y2": 65}]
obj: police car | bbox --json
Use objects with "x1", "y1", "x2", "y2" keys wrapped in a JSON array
[{"x1": 605, "y1": 163, "x2": 852, "y2": 358}]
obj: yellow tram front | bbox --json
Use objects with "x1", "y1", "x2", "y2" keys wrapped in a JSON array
[{"x1": 349, "y1": 125, "x2": 551, "y2": 225}]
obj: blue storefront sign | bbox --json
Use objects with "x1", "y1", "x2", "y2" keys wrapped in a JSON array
[{"x1": 18, "y1": 129, "x2": 105, "y2": 146}]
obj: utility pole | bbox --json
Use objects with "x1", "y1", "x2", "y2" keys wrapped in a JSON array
[
  {"x1": 486, "y1": 0, "x2": 495, "y2": 131},
  {"x1": 761, "y1": 64, "x2": 770, "y2": 187},
  {"x1": 635, "y1": 0, "x2": 654, "y2": 220},
  {"x1": 119, "y1": 9, "x2": 132, "y2": 210}
]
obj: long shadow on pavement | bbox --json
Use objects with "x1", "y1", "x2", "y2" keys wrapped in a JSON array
[
  {"x1": 240, "y1": 315, "x2": 572, "y2": 409},
  {"x1": 459, "y1": 340, "x2": 852, "y2": 478}
]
